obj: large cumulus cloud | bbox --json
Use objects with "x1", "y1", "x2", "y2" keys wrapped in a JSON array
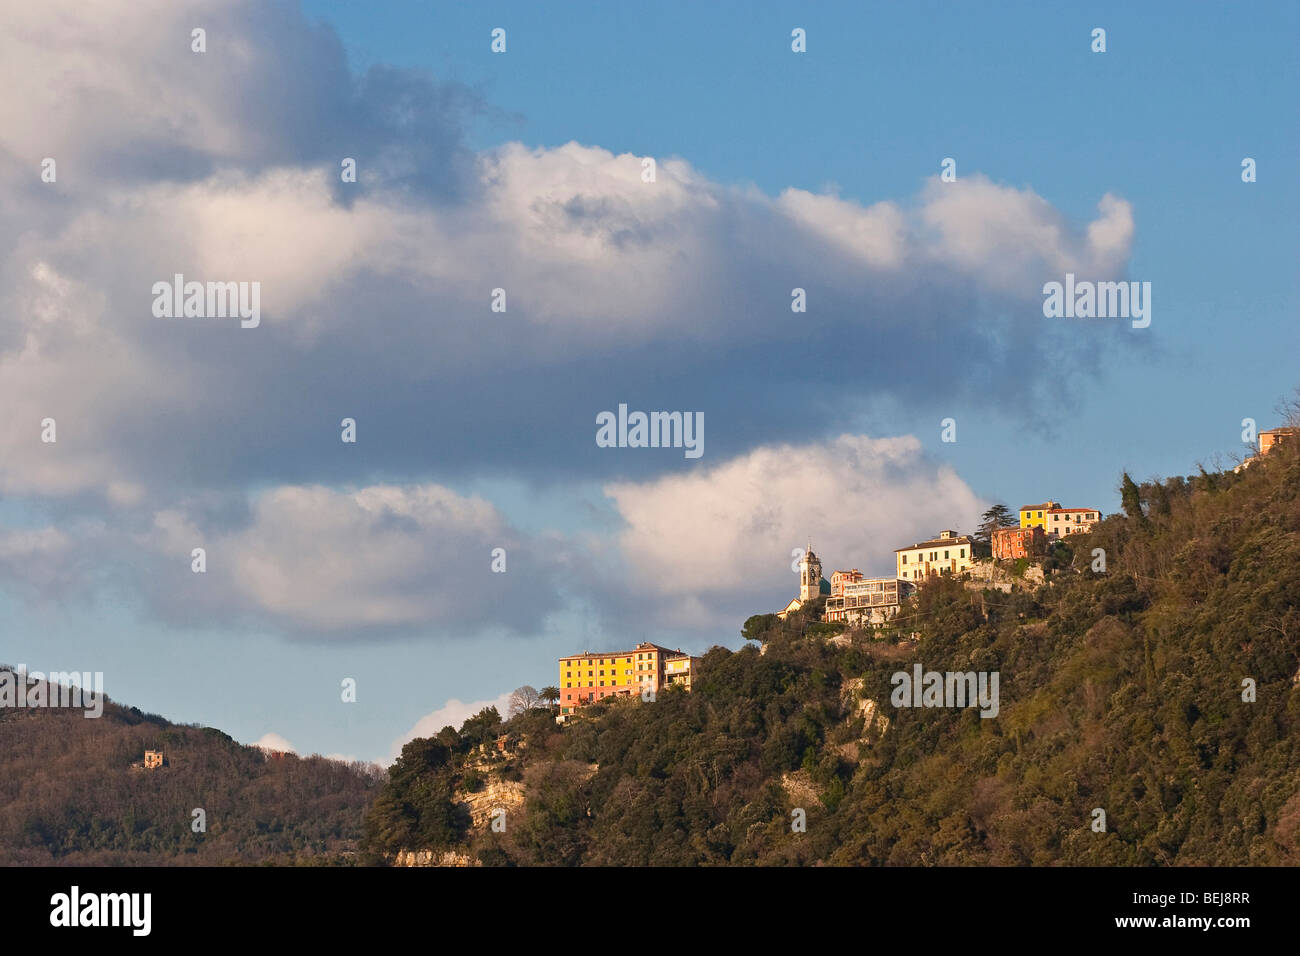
[
  {"x1": 591, "y1": 433, "x2": 987, "y2": 632},
  {"x1": 0, "y1": 0, "x2": 1140, "y2": 640}
]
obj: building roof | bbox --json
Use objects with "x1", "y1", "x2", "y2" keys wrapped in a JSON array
[
  {"x1": 558, "y1": 641, "x2": 683, "y2": 662},
  {"x1": 1047, "y1": 507, "x2": 1098, "y2": 514},
  {"x1": 894, "y1": 534, "x2": 973, "y2": 552},
  {"x1": 1018, "y1": 501, "x2": 1059, "y2": 512},
  {"x1": 1261, "y1": 427, "x2": 1300, "y2": 435}
]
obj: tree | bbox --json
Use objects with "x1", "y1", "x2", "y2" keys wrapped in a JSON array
[
  {"x1": 508, "y1": 686, "x2": 541, "y2": 717},
  {"x1": 539, "y1": 687, "x2": 560, "y2": 709},
  {"x1": 975, "y1": 504, "x2": 1017, "y2": 545},
  {"x1": 1275, "y1": 386, "x2": 1300, "y2": 428},
  {"x1": 458, "y1": 707, "x2": 501, "y2": 747},
  {"x1": 1119, "y1": 472, "x2": 1145, "y2": 520},
  {"x1": 742, "y1": 614, "x2": 778, "y2": 642}
]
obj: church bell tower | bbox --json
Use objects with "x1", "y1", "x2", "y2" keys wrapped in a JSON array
[{"x1": 799, "y1": 542, "x2": 822, "y2": 602}]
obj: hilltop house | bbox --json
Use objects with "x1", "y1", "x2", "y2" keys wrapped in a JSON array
[
  {"x1": 895, "y1": 530, "x2": 974, "y2": 581},
  {"x1": 1020, "y1": 501, "x2": 1100, "y2": 538},
  {"x1": 1236, "y1": 426, "x2": 1299, "y2": 472},
  {"x1": 992, "y1": 525, "x2": 1046, "y2": 560},
  {"x1": 556, "y1": 642, "x2": 699, "y2": 723},
  {"x1": 1018, "y1": 502, "x2": 1058, "y2": 529},
  {"x1": 823, "y1": 576, "x2": 915, "y2": 626}
]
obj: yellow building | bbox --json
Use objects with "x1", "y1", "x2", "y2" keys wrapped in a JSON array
[
  {"x1": 1021, "y1": 501, "x2": 1101, "y2": 537},
  {"x1": 895, "y1": 530, "x2": 973, "y2": 581},
  {"x1": 558, "y1": 642, "x2": 698, "y2": 722},
  {"x1": 1018, "y1": 502, "x2": 1060, "y2": 529},
  {"x1": 664, "y1": 655, "x2": 696, "y2": 690}
]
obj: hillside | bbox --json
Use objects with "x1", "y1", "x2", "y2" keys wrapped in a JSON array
[
  {"x1": 363, "y1": 432, "x2": 1300, "y2": 865},
  {"x1": 0, "y1": 692, "x2": 381, "y2": 865}
]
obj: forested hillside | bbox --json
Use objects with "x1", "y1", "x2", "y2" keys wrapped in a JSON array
[
  {"x1": 6, "y1": 433, "x2": 1296, "y2": 867},
  {"x1": 0, "y1": 693, "x2": 381, "y2": 865},
  {"x1": 363, "y1": 433, "x2": 1300, "y2": 865}
]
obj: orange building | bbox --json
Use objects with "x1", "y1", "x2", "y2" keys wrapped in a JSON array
[
  {"x1": 557, "y1": 642, "x2": 698, "y2": 722},
  {"x1": 992, "y1": 526, "x2": 1045, "y2": 560},
  {"x1": 1235, "y1": 426, "x2": 1299, "y2": 472},
  {"x1": 829, "y1": 569, "x2": 864, "y2": 596},
  {"x1": 1260, "y1": 427, "x2": 1299, "y2": 455}
]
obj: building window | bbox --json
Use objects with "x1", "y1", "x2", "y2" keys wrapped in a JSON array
[{"x1": 960, "y1": 549, "x2": 966, "y2": 557}]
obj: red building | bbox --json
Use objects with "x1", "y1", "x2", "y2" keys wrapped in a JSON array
[
  {"x1": 829, "y1": 569, "x2": 864, "y2": 596},
  {"x1": 992, "y1": 526, "x2": 1045, "y2": 560}
]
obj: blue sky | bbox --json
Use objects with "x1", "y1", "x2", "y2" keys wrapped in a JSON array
[
  {"x1": 1, "y1": 0, "x2": 1295, "y2": 763},
  {"x1": 303, "y1": 0, "x2": 1298, "y2": 485}
]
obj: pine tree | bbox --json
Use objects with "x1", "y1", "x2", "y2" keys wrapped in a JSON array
[{"x1": 1120, "y1": 472, "x2": 1145, "y2": 519}]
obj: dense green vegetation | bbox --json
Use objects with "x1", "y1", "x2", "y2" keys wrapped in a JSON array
[
  {"x1": 7, "y1": 429, "x2": 1296, "y2": 867},
  {"x1": 364, "y1": 434, "x2": 1300, "y2": 865},
  {"x1": 0, "y1": 695, "x2": 381, "y2": 865}
]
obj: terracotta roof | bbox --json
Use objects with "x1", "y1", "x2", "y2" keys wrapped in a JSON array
[
  {"x1": 1047, "y1": 507, "x2": 1099, "y2": 514},
  {"x1": 559, "y1": 650, "x2": 637, "y2": 661},
  {"x1": 895, "y1": 535, "x2": 973, "y2": 552},
  {"x1": 1018, "y1": 502, "x2": 1058, "y2": 512}
]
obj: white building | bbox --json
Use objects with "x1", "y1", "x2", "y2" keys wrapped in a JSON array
[
  {"x1": 1045, "y1": 507, "x2": 1101, "y2": 537},
  {"x1": 823, "y1": 577, "x2": 914, "y2": 626},
  {"x1": 895, "y1": 530, "x2": 973, "y2": 581}
]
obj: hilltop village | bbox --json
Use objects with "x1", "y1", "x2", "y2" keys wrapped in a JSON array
[
  {"x1": 551, "y1": 502, "x2": 1099, "y2": 723},
  {"x1": 552, "y1": 425, "x2": 1298, "y2": 725},
  {"x1": 778, "y1": 499, "x2": 1101, "y2": 629}
]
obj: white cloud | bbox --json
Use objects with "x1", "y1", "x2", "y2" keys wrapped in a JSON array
[
  {"x1": 0, "y1": 0, "x2": 1139, "y2": 646},
  {"x1": 918, "y1": 177, "x2": 1133, "y2": 294},
  {"x1": 390, "y1": 692, "x2": 513, "y2": 761},
  {"x1": 125, "y1": 482, "x2": 566, "y2": 636},
  {"x1": 224, "y1": 484, "x2": 514, "y2": 631},
  {"x1": 601, "y1": 433, "x2": 986, "y2": 629},
  {"x1": 251, "y1": 732, "x2": 296, "y2": 753}
]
